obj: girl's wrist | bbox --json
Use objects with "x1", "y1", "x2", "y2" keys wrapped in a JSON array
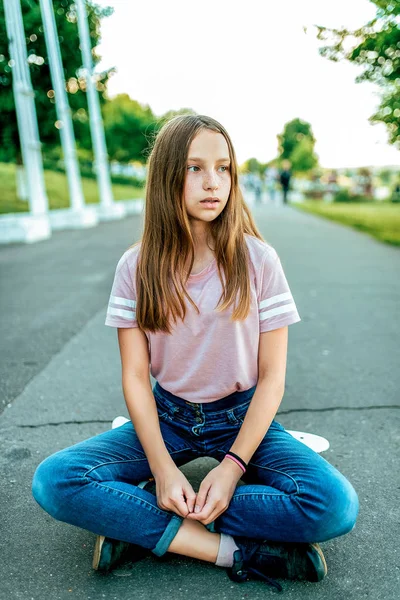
[
  {"x1": 221, "y1": 456, "x2": 245, "y2": 478},
  {"x1": 150, "y1": 457, "x2": 178, "y2": 478},
  {"x1": 224, "y1": 451, "x2": 247, "y2": 474}
]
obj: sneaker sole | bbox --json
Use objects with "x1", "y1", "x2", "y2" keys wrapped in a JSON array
[
  {"x1": 92, "y1": 535, "x2": 105, "y2": 571},
  {"x1": 310, "y1": 543, "x2": 328, "y2": 581}
]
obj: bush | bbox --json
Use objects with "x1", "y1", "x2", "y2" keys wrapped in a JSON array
[
  {"x1": 334, "y1": 189, "x2": 373, "y2": 203},
  {"x1": 392, "y1": 185, "x2": 400, "y2": 203},
  {"x1": 41, "y1": 158, "x2": 144, "y2": 189},
  {"x1": 304, "y1": 190, "x2": 323, "y2": 200}
]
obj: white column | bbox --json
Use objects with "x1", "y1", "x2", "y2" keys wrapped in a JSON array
[
  {"x1": 75, "y1": 0, "x2": 125, "y2": 221},
  {"x1": 4, "y1": 0, "x2": 49, "y2": 214},
  {"x1": 39, "y1": 0, "x2": 97, "y2": 229},
  {"x1": 0, "y1": 0, "x2": 51, "y2": 244}
]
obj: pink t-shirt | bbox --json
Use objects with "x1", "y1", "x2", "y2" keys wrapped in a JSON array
[{"x1": 105, "y1": 234, "x2": 300, "y2": 403}]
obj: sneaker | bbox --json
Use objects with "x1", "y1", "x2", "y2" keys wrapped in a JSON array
[
  {"x1": 228, "y1": 538, "x2": 327, "y2": 591},
  {"x1": 93, "y1": 535, "x2": 150, "y2": 572},
  {"x1": 92, "y1": 479, "x2": 155, "y2": 572},
  {"x1": 138, "y1": 478, "x2": 156, "y2": 495}
]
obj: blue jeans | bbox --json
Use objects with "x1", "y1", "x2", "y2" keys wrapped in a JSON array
[{"x1": 32, "y1": 383, "x2": 358, "y2": 557}]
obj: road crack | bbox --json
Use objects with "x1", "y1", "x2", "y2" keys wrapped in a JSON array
[
  {"x1": 279, "y1": 404, "x2": 400, "y2": 415},
  {"x1": 2, "y1": 419, "x2": 113, "y2": 430},
  {"x1": 0, "y1": 404, "x2": 399, "y2": 431}
]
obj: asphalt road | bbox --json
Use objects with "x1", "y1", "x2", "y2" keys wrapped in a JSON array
[{"x1": 1, "y1": 201, "x2": 399, "y2": 599}]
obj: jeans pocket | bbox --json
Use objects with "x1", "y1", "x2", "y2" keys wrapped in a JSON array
[
  {"x1": 157, "y1": 408, "x2": 173, "y2": 423},
  {"x1": 231, "y1": 402, "x2": 251, "y2": 424},
  {"x1": 156, "y1": 395, "x2": 181, "y2": 423}
]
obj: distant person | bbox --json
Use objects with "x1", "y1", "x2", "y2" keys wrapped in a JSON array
[
  {"x1": 265, "y1": 165, "x2": 278, "y2": 203},
  {"x1": 279, "y1": 160, "x2": 292, "y2": 204},
  {"x1": 32, "y1": 115, "x2": 358, "y2": 591},
  {"x1": 254, "y1": 174, "x2": 262, "y2": 204},
  {"x1": 392, "y1": 180, "x2": 400, "y2": 203}
]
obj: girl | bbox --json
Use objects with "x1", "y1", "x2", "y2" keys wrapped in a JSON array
[{"x1": 32, "y1": 115, "x2": 358, "y2": 591}]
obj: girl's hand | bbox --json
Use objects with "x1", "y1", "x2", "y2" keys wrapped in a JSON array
[
  {"x1": 186, "y1": 460, "x2": 243, "y2": 526},
  {"x1": 154, "y1": 464, "x2": 197, "y2": 518}
]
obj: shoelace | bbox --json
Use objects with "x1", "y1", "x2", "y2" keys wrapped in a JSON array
[
  {"x1": 244, "y1": 566, "x2": 283, "y2": 592},
  {"x1": 235, "y1": 542, "x2": 283, "y2": 592}
]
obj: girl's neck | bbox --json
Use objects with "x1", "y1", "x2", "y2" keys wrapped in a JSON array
[
  {"x1": 190, "y1": 222, "x2": 214, "y2": 255},
  {"x1": 185, "y1": 222, "x2": 215, "y2": 274}
]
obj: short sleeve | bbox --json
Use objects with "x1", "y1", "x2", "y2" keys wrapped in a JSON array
[
  {"x1": 105, "y1": 250, "x2": 138, "y2": 329},
  {"x1": 258, "y1": 249, "x2": 301, "y2": 333}
]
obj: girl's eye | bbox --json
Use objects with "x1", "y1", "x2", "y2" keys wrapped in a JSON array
[{"x1": 187, "y1": 165, "x2": 230, "y2": 172}]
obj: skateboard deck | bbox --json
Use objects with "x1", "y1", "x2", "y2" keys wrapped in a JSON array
[{"x1": 286, "y1": 430, "x2": 330, "y2": 453}]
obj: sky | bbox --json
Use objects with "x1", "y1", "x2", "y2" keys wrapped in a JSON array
[{"x1": 94, "y1": 0, "x2": 400, "y2": 169}]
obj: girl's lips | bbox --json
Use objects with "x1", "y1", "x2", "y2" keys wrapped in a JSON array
[{"x1": 200, "y1": 201, "x2": 219, "y2": 208}]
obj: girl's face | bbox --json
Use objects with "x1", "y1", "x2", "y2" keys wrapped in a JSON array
[{"x1": 183, "y1": 129, "x2": 231, "y2": 226}]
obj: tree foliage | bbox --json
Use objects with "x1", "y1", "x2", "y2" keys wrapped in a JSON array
[
  {"x1": 316, "y1": 0, "x2": 400, "y2": 148},
  {"x1": 0, "y1": 0, "x2": 113, "y2": 161},
  {"x1": 289, "y1": 136, "x2": 318, "y2": 172},
  {"x1": 102, "y1": 105, "x2": 198, "y2": 164},
  {"x1": 241, "y1": 157, "x2": 268, "y2": 175},
  {"x1": 277, "y1": 118, "x2": 318, "y2": 173},
  {"x1": 102, "y1": 94, "x2": 159, "y2": 163},
  {"x1": 158, "y1": 107, "x2": 196, "y2": 124}
]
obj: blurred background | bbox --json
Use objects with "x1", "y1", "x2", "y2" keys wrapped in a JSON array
[{"x1": 0, "y1": 0, "x2": 399, "y2": 245}]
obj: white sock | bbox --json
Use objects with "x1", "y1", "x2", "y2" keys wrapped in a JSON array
[{"x1": 215, "y1": 533, "x2": 239, "y2": 568}]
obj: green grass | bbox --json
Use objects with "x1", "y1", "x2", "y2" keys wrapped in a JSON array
[
  {"x1": 0, "y1": 162, "x2": 145, "y2": 214},
  {"x1": 294, "y1": 201, "x2": 400, "y2": 246}
]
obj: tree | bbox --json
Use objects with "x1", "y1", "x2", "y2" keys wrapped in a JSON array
[
  {"x1": 289, "y1": 137, "x2": 318, "y2": 173},
  {"x1": 241, "y1": 157, "x2": 266, "y2": 175},
  {"x1": 277, "y1": 118, "x2": 319, "y2": 173},
  {"x1": 158, "y1": 107, "x2": 196, "y2": 124},
  {"x1": 378, "y1": 167, "x2": 395, "y2": 185},
  {"x1": 0, "y1": 0, "x2": 113, "y2": 162},
  {"x1": 316, "y1": 0, "x2": 400, "y2": 148},
  {"x1": 102, "y1": 94, "x2": 158, "y2": 163}
]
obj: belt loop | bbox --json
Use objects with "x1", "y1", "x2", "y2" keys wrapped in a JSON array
[{"x1": 226, "y1": 409, "x2": 236, "y2": 424}]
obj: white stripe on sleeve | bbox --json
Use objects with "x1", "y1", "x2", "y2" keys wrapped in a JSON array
[
  {"x1": 260, "y1": 303, "x2": 296, "y2": 322},
  {"x1": 259, "y1": 292, "x2": 292, "y2": 310},
  {"x1": 107, "y1": 307, "x2": 136, "y2": 320},
  {"x1": 110, "y1": 295, "x2": 136, "y2": 308}
]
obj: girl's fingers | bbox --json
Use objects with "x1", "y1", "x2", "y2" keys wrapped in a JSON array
[
  {"x1": 191, "y1": 496, "x2": 220, "y2": 521},
  {"x1": 202, "y1": 506, "x2": 226, "y2": 525},
  {"x1": 194, "y1": 483, "x2": 211, "y2": 513},
  {"x1": 193, "y1": 504, "x2": 213, "y2": 521},
  {"x1": 189, "y1": 505, "x2": 225, "y2": 525},
  {"x1": 188, "y1": 496, "x2": 229, "y2": 523},
  {"x1": 170, "y1": 497, "x2": 190, "y2": 518},
  {"x1": 158, "y1": 493, "x2": 187, "y2": 517},
  {"x1": 171, "y1": 487, "x2": 195, "y2": 517},
  {"x1": 184, "y1": 490, "x2": 197, "y2": 513}
]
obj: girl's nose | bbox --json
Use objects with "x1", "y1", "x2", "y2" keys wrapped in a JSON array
[{"x1": 204, "y1": 172, "x2": 219, "y2": 191}]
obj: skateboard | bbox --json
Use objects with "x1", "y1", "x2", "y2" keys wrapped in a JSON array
[
  {"x1": 111, "y1": 416, "x2": 330, "y2": 453},
  {"x1": 285, "y1": 430, "x2": 330, "y2": 453}
]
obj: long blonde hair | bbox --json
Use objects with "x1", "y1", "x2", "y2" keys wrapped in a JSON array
[{"x1": 136, "y1": 114, "x2": 264, "y2": 333}]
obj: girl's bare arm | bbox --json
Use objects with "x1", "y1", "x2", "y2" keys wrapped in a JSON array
[
  {"x1": 228, "y1": 326, "x2": 288, "y2": 463},
  {"x1": 187, "y1": 326, "x2": 288, "y2": 524},
  {"x1": 117, "y1": 327, "x2": 196, "y2": 516},
  {"x1": 117, "y1": 327, "x2": 173, "y2": 475}
]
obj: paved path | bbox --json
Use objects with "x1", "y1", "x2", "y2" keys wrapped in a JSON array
[{"x1": 1, "y1": 202, "x2": 399, "y2": 599}]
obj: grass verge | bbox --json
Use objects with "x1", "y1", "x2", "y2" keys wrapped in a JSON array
[
  {"x1": 294, "y1": 201, "x2": 400, "y2": 246},
  {"x1": 0, "y1": 162, "x2": 145, "y2": 214}
]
